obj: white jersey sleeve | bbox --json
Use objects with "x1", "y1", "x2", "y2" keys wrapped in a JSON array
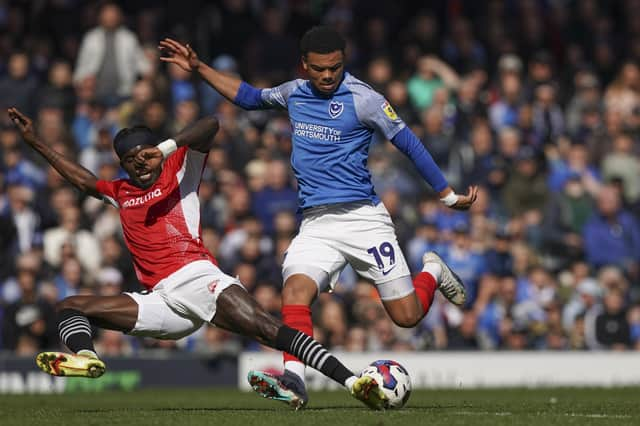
[
  {"x1": 260, "y1": 79, "x2": 306, "y2": 109},
  {"x1": 347, "y1": 74, "x2": 406, "y2": 140}
]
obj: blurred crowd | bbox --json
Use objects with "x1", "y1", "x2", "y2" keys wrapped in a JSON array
[{"x1": 1, "y1": 0, "x2": 640, "y2": 357}]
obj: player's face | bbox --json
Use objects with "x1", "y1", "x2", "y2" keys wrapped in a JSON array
[
  {"x1": 302, "y1": 50, "x2": 345, "y2": 95},
  {"x1": 120, "y1": 145, "x2": 163, "y2": 189}
]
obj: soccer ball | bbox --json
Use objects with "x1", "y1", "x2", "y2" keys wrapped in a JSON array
[{"x1": 360, "y1": 359, "x2": 411, "y2": 409}]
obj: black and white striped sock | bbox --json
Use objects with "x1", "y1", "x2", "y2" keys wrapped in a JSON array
[
  {"x1": 276, "y1": 326, "x2": 353, "y2": 386},
  {"x1": 58, "y1": 308, "x2": 96, "y2": 354}
]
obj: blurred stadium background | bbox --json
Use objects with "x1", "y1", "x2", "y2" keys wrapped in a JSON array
[{"x1": 1, "y1": 0, "x2": 640, "y2": 396}]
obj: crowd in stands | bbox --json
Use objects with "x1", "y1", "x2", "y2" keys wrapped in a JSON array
[{"x1": 1, "y1": 0, "x2": 639, "y2": 357}]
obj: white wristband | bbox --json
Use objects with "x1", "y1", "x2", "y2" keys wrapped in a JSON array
[
  {"x1": 157, "y1": 139, "x2": 177, "y2": 159},
  {"x1": 440, "y1": 192, "x2": 459, "y2": 207}
]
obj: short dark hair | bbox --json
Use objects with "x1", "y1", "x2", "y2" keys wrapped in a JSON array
[{"x1": 300, "y1": 26, "x2": 346, "y2": 57}]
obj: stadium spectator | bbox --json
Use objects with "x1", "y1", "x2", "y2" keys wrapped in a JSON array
[
  {"x1": 0, "y1": 51, "x2": 39, "y2": 116},
  {"x1": 250, "y1": 159, "x2": 297, "y2": 236},
  {"x1": 417, "y1": 106, "x2": 454, "y2": 170},
  {"x1": 490, "y1": 73, "x2": 523, "y2": 130},
  {"x1": 442, "y1": 221, "x2": 486, "y2": 306},
  {"x1": 406, "y1": 217, "x2": 442, "y2": 273},
  {"x1": 72, "y1": 101, "x2": 117, "y2": 151},
  {"x1": 408, "y1": 55, "x2": 460, "y2": 111},
  {"x1": 73, "y1": 2, "x2": 150, "y2": 106},
  {"x1": 531, "y1": 83, "x2": 564, "y2": 146},
  {"x1": 1, "y1": 254, "x2": 57, "y2": 352},
  {"x1": 562, "y1": 277, "x2": 603, "y2": 333},
  {"x1": 2, "y1": 184, "x2": 40, "y2": 256},
  {"x1": 53, "y1": 257, "x2": 84, "y2": 300},
  {"x1": 565, "y1": 71, "x2": 602, "y2": 137},
  {"x1": 604, "y1": 61, "x2": 640, "y2": 121},
  {"x1": 43, "y1": 205, "x2": 101, "y2": 273},
  {"x1": 245, "y1": 7, "x2": 298, "y2": 82},
  {"x1": 601, "y1": 133, "x2": 640, "y2": 205},
  {"x1": 37, "y1": 60, "x2": 76, "y2": 124},
  {"x1": 587, "y1": 288, "x2": 631, "y2": 350},
  {"x1": 484, "y1": 228, "x2": 515, "y2": 278},
  {"x1": 501, "y1": 146, "x2": 549, "y2": 217},
  {"x1": 446, "y1": 309, "x2": 479, "y2": 350},
  {"x1": 2, "y1": 132, "x2": 47, "y2": 190},
  {"x1": 168, "y1": 63, "x2": 196, "y2": 109},
  {"x1": 628, "y1": 305, "x2": 640, "y2": 350},
  {"x1": 542, "y1": 172, "x2": 593, "y2": 269},
  {"x1": 79, "y1": 126, "x2": 118, "y2": 174},
  {"x1": 582, "y1": 185, "x2": 640, "y2": 276},
  {"x1": 1, "y1": 0, "x2": 640, "y2": 357},
  {"x1": 548, "y1": 142, "x2": 602, "y2": 195}
]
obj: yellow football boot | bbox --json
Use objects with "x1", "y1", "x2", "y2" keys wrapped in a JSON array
[
  {"x1": 351, "y1": 375, "x2": 388, "y2": 410},
  {"x1": 36, "y1": 351, "x2": 105, "y2": 378}
]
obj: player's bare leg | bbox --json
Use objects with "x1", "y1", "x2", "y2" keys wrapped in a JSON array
[
  {"x1": 36, "y1": 295, "x2": 138, "y2": 378},
  {"x1": 212, "y1": 286, "x2": 387, "y2": 410},
  {"x1": 381, "y1": 291, "x2": 425, "y2": 328},
  {"x1": 381, "y1": 251, "x2": 466, "y2": 328}
]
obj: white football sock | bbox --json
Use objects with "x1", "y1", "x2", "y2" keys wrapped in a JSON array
[
  {"x1": 284, "y1": 360, "x2": 306, "y2": 382},
  {"x1": 422, "y1": 262, "x2": 442, "y2": 282},
  {"x1": 345, "y1": 375, "x2": 357, "y2": 390},
  {"x1": 77, "y1": 349, "x2": 98, "y2": 359}
]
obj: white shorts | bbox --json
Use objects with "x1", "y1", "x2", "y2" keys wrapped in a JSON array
[
  {"x1": 282, "y1": 201, "x2": 413, "y2": 300},
  {"x1": 125, "y1": 260, "x2": 242, "y2": 339}
]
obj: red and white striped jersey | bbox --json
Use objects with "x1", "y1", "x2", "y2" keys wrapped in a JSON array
[{"x1": 96, "y1": 146, "x2": 216, "y2": 289}]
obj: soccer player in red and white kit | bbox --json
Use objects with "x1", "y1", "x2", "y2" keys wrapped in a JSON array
[{"x1": 7, "y1": 107, "x2": 388, "y2": 410}]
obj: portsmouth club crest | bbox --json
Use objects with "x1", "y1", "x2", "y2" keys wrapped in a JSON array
[{"x1": 328, "y1": 100, "x2": 344, "y2": 119}]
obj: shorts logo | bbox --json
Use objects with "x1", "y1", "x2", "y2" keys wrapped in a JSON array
[
  {"x1": 382, "y1": 264, "x2": 397, "y2": 276},
  {"x1": 208, "y1": 280, "x2": 219, "y2": 293},
  {"x1": 381, "y1": 101, "x2": 398, "y2": 121},
  {"x1": 329, "y1": 101, "x2": 344, "y2": 119}
]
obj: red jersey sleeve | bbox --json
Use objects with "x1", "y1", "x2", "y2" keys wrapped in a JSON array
[
  {"x1": 96, "y1": 179, "x2": 121, "y2": 208},
  {"x1": 162, "y1": 146, "x2": 189, "y2": 175}
]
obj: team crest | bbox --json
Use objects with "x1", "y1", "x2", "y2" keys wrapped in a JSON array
[
  {"x1": 208, "y1": 280, "x2": 219, "y2": 293},
  {"x1": 381, "y1": 101, "x2": 398, "y2": 121},
  {"x1": 328, "y1": 101, "x2": 344, "y2": 118}
]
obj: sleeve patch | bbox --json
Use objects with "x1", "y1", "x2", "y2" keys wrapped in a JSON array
[
  {"x1": 381, "y1": 101, "x2": 398, "y2": 121},
  {"x1": 102, "y1": 195, "x2": 119, "y2": 209}
]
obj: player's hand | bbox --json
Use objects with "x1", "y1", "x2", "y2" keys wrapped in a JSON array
[
  {"x1": 159, "y1": 38, "x2": 200, "y2": 72},
  {"x1": 450, "y1": 185, "x2": 479, "y2": 210},
  {"x1": 135, "y1": 147, "x2": 163, "y2": 163},
  {"x1": 7, "y1": 107, "x2": 37, "y2": 145}
]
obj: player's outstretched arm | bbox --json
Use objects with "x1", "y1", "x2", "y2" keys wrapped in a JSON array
[
  {"x1": 159, "y1": 38, "x2": 268, "y2": 110},
  {"x1": 439, "y1": 185, "x2": 479, "y2": 210},
  {"x1": 159, "y1": 38, "x2": 260, "y2": 108},
  {"x1": 7, "y1": 108, "x2": 101, "y2": 199},
  {"x1": 136, "y1": 115, "x2": 220, "y2": 163},
  {"x1": 390, "y1": 126, "x2": 477, "y2": 210},
  {"x1": 174, "y1": 115, "x2": 219, "y2": 153}
]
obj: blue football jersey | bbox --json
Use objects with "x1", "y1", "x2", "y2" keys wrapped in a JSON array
[{"x1": 259, "y1": 72, "x2": 406, "y2": 209}]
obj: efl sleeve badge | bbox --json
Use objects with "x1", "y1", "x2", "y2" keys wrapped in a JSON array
[{"x1": 381, "y1": 101, "x2": 398, "y2": 121}]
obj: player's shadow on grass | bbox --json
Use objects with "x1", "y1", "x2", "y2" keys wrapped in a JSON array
[
  {"x1": 153, "y1": 407, "x2": 369, "y2": 412},
  {"x1": 78, "y1": 404, "x2": 462, "y2": 413}
]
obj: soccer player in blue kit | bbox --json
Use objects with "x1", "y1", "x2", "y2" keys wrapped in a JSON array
[{"x1": 160, "y1": 26, "x2": 478, "y2": 408}]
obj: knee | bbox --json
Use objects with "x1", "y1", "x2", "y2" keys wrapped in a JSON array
[
  {"x1": 391, "y1": 312, "x2": 421, "y2": 328},
  {"x1": 55, "y1": 296, "x2": 87, "y2": 315},
  {"x1": 282, "y1": 276, "x2": 317, "y2": 305}
]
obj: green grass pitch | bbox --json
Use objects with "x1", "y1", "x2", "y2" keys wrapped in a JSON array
[{"x1": 1, "y1": 387, "x2": 638, "y2": 426}]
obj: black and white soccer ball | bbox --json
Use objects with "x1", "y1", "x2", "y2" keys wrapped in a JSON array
[{"x1": 360, "y1": 359, "x2": 412, "y2": 409}]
